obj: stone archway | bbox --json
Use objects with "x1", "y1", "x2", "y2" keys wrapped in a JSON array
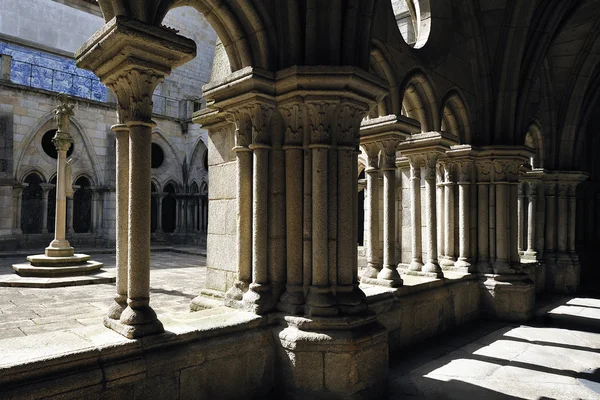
[
  {"x1": 73, "y1": 176, "x2": 92, "y2": 233},
  {"x1": 162, "y1": 183, "x2": 178, "y2": 234},
  {"x1": 21, "y1": 172, "x2": 44, "y2": 234}
]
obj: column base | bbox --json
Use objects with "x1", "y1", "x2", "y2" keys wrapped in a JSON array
[
  {"x1": 479, "y1": 274, "x2": 535, "y2": 322},
  {"x1": 45, "y1": 240, "x2": 74, "y2": 257},
  {"x1": 361, "y1": 263, "x2": 380, "y2": 279},
  {"x1": 453, "y1": 259, "x2": 473, "y2": 273},
  {"x1": 360, "y1": 267, "x2": 403, "y2": 288},
  {"x1": 278, "y1": 284, "x2": 306, "y2": 314},
  {"x1": 440, "y1": 257, "x2": 455, "y2": 267},
  {"x1": 493, "y1": 259, "x2": 513, "y2": 275},
  {"x1": 242, "y1": 283, "x2": 274, "y2": 314},
  {"x1": 225, "y1": 280, "x2": 249, "y2": 301},
  {"x1": 274, "y1": 315, "x2": 388, "y2": 400},
  {"x1": 306, "y1": 286, "x2": 338, "y2": 317},
  {"x1": 336, "y1": 284, "x2": 367, "y2": 314},
  {"x1": 106, "y1": 294, "x2": 128, "y2": 320},
  {"x1": 521, "y1": 251, "x2": 538, "y2": 261},
  {"x1": 408, "y1": 260, "x2": 423, "y2": 271},
  {"x1": 423, "y1": 262, "x2": 443, "y2": 278},
  {"x1": 476, "y1": 260, "x2": 494, "y2": 274},
  {"x1": 110, "y1": 304, "x2": 164, "y2": 339}
]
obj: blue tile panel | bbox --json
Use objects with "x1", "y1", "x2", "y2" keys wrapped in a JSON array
[{"x1": 0, "y1": 41, "x2": 107, "y2": 102}]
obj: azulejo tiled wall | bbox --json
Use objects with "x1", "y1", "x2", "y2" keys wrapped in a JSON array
[{"x1": 0, "y1": 41, "x2": 107, "y2": 102}]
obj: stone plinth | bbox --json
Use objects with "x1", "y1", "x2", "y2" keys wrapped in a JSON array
[
  {"x1": 479, "y1": 274, "x2": 535, "y2": 321},
  {"x1": 13, "y1": 253, "x2": 103, "y2": 277},
  {"x1": 274, "y1": 315, "x2": 388, "y2": 400}
]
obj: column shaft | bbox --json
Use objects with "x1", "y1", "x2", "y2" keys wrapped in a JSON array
[
  {"x1": 378, "y1": 163, "x2": 402, "y2": 284},
  {"x1": 456, "y1": 181, "x2": 471, "y2": 269},
  {"x1": 423, "y1": 156, "x2": 441, "y2": 276},
  {"x1": 409, "y1": 158, "x2": 423, "y2": 270},
  {"x1": 494, "y1": 183, "x2": 511, "y2": 273},
  {"x1": 477, "y1": 183, "x2": 490, "y2": 272},
  {"x1": 364, "y1": 164, "x2": 380, "y2": 277},
  {"x1": 518, "y1": 184, "x2": 525, "y2": 253},
  {"x1": 526, "y1": 187, "x2": 537, "y2": 255},
  {"x1": 443, "y1": 182, "x2": 455, "y2": 266},
  {"x1": 568, "y1": 189, "x2": 577, "y2": 253},
  {"x1": 42, "y1": 190, "x2": 50, "y2": 233}
]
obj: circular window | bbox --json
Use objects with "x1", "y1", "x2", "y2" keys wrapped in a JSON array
[
  {"x1": 391, "y1": 0, "x2": 431, "y2": 49},
  {"x1": 42, "y1": 129, "x2": 74, "y2": 159},
  {"x1": 151, "y1": 143, "x2": 165, "y2": 169}
]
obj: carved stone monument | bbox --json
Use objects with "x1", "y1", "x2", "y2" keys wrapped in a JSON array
[{"x1": 12, "y1": 94, "x2": 104, "y2": 277}]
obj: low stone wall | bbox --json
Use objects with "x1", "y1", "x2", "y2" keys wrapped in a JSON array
[{"x1": 364, "y1": 276, "x2": 480, "y2": 352}]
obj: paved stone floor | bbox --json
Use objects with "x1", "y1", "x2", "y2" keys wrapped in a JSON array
[
  {"x1": 389, "y1": 297, "x2": 600, "y2": 399},
  {"x1": 0, "y1": 251, "x2": 206, "y2": 339}
]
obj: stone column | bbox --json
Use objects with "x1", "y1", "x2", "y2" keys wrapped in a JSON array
[
  {"x1": 441, "y1": 162, "x2": 455, "y2": 267},
  {"x1": 423, "y1": 153, "x2": 442, "y2": 277},
  {"x1": 174, "y1": 196, "x2": 181, "y2": 233},
  {"x1": 492, "y1": 160, "x2": 520, "y2": 274},
  {"x1": 567, "y1": 183, "x2": 578, "y2": 258},
  {"x1": 91, "y1": 189, "x2": 99, "y2": 233},
  {"x1": 279, "y1": 103, "x2": 305, "y2": 310},
  {"x1": 156, "y1": 193, "x2": 165, "y2": 233},
  {"x1": 475, "y1": 160, "x2": 492, "y2": 272},
  {"x1": 455, "y1": 160, "x2": 472, "y2": 270},
  {"x1": 377, "y1": 138, "x2": 402, "y2": 285},
  {"x1": 407, "y1": 155, "x2": 423, "y2": 271},
  {"x1": 524, "y1": 181, "x2": 537, "y2": 258},
  {"x1": 40, "y1": 184, "x2": 53, "y2": 233},
  {"x1": 66, "y1": 196, "x2": 74, "y2": 234},
  {"x1": 46, "y1": 101, "x2": 74, "y2": 257},
  {"x1": 436, "y1": 165, "x2": 444, "y2": 260},
  {"x1": 517, "y1": 182, "x2": 526, "y2": 255},
  {"x1": 106, "y1": 124, "x2": 129, "y2": 323},
  {"x1": 556, "y1": 183, "x2": 569, "y2": 259},
  {"x1": 361, "y1": 142, "x2": 381, "y2": 278},
  {"x1": 544, "y1": 182, "x2": 557, "y2": 267},
  {"x1": 12, "y1": 185, "x2": 23, "y2": 234}
]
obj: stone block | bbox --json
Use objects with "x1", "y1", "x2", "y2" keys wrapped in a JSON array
[
  {"x1": 208, "y1": 162, "x2": 236, "y2": 200},
  {"x1": 480, "y1": 276, "x2": 535, "y2": 322},
  {"x1": 133, "y1": 373, "x2": 179, "y2": 400}
]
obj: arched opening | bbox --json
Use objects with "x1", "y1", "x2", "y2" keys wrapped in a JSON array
[
  {"x1": 162, "y1": 183, "x2": 177, "y2": 234},
  {"x1": 73, "y1": 177, "x2": 92, "y2": 233},
  {"x1": 21, "y1": 172, "x2": 44, "y2": 234},
  {"x1": 200, "y1": 182, "x2": 208, "y2": 233},
  {"x1": 47, "y1": 176, "x2": 57, "y2": 234},
  {"x1": 191, "y1": 182, "x2": 199, "y2": 231},
  {"x1": 357, "y1": 169, "x2": 366, "y2": 246},
  {"x1": 151, "y1": 182, "x2": 158, "y2": 233},
  {"x1": 441, "y1": 92, "x2": 472, "y2": 144},
  {"x1": 524, "y1": 123, "x2": 544, "y2": 169},
  {"x1": 400, "y1": 71, "x2": 438, "y2": 132}
]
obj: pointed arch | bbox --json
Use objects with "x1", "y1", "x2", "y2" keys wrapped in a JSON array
[
  {"x1": 369, "y1": 39, "x2": 402, "y2": 117},
  {"x1": 524, "y1": 120, "x2": 545, "y2": 169},
  {"x1": 398, "y1": 69, "x2": 439, "y2": 132},
  {"x1": 440, "y1": 89, "x2": 472, "y2": 144}
]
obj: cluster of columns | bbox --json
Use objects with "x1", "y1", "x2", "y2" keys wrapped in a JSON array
[{"x1": 172, "y1": 194, "x2": 207, "y2": 233}]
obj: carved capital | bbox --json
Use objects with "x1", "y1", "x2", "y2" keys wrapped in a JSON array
[
  {"x1": 423, "y1": 153, "x2": 438, "y2": 180},
  {"x1": 107, "y1": 69, "x2": 163, "y2": 124},
  {"x1": 567, "y1": 182, "x2": 578, "y2": 197},
  {"x1": 361, "y1": 142, "x2": 380, "y2": 170},
  {"x1": 407, "y1": 155, "x2": 422, "y2": 179},
  {"x1": 493, "y1": 159, "x2": 520, "y2": 182},
  {"x1": 475, "y1": 160, "x2": 493, "y2": 182},
  {"x1": 336, "y1": 101, "x2": 368, "y2": 147},
  {"x1": 52, "y1": 130, "x2": 73, "y2": 152},
  {"x1": 527, "y1": 181, "x2": 538, "y2": 197},
  {"x1": 54, "y1": 93, "x2": 74, "y2": 133},
  {"x1": 378, "y1": 138, "x2": 400, "y2": 170},
  {"x1": 557, "y1": 183, "x2": 568, "y2": 198},
  {"x1": 307, "y1": 101, "x2": 338, "y2": 146},
  {"x1": 279, "y1": 103, "x2": 306, "y2": 147},
  {"x1": 443, "y1": 162, "x2": 454, "y2": 183},
  {"x1": 456, "y1": 160, "x2": 472, "y2": 183},
  {"x1": 545, "y1": 182, "x2": 557, "y2": 196}
]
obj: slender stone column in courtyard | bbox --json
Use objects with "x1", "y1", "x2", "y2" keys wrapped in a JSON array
[
  {"x1": 441, "y1": 162, "x2": 455, "y2": 267},
  {"x1": 455, "y1": 160, "x2": 472, "y2": 271},
  {"x1": 361, "y1": 142, "x2": 381, "y2": 279},
  {"x1": 13, "y1": 94, "x2": 104, "y2": 278},
  {"x1": 524, "y1": 181, "x2": 538, "y2": 258},
  {"x1": 66, "y1": 196, "x2": 74, "y2": 234},
  {"x1": 76, "y1": 16, "x2": 196, "y2": 338},
  {"x1": 398, "y1": 131, "x2": 457, "y2": 277},
  {"x1": 407, "y1": 155, "x2": 423, "y2": 271},
  {"x1": 517, "y1": 182, "x2": 525, "y2": 254},
  {"x1": 40, "y1": 183, "x2": 53, "y2": 233},
  {"x1": 156, "y1": 193, "x2": 165, "y2": 234},
  {"x1": 106, "y1": 124, "x2": 129, "y2": 323},
  {"x1": 359, "y1": 115, "x2": 413, "y2": 286},
  {"x1": 11, "y1": 185, "x2": 23, "y2": 235}
]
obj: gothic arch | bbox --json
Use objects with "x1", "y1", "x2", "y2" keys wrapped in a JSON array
[
  {"x1": 524, "y1": 120, "x2": 545, "y2": 169},
  {"x1": 369, "y1": 40, "x2": 402, "y2": 117},
  {"x1": 440, "y1": 89, "x2": 472, "y2": 144},
  {"x1": 398, "y1": 69, "x2": 439, "y2": 132},
  {"x1": 18, "y1": 167, "x2": 48, "y2": 184},
  {"x1": 15, "y1": 111, "x2": 102, "y2": 186}
]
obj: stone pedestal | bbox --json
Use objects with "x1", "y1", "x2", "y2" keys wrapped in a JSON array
[
  {"x1": 274, "y1": 316, "x2": 388, "y2": 400},
  {"x1": 480, "y1": 275, "x2": 535, "y2": 322}
]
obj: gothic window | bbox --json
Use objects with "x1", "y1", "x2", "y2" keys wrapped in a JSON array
[
  {"x1": 21, "y1": 172, "x2": 44, "y2": 234},
  {"x1": 73, "y1": 177, "x2": 92, "y2": 233},
  {"x1": 151, "y1": 143, "x2": 164, "y2": 169},
  {"x1": 162, "y1": 183, "x2": 177, "y2": 233}
]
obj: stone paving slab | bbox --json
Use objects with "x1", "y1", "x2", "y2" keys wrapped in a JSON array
[
  {"x1": 0, "y1": 251, "x2": 206, "y2": 339},
  {"x1": 389, "y1": 296, "x2": 600, "y2": 399}
]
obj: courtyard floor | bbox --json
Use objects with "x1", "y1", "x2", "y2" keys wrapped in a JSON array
[{"x1": 0, "y1": 251, "x2": 598, "y2": 399}]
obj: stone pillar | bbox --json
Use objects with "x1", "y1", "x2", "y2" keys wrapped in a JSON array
[
  {"x1": 156, "y1": 193, "x2": 165, "y2": 234},
  {"x1": 106, "y1": 124, "x2": 129, "y2": 323},
  {"x1": 422, "y1": 153, "x2": 442, "y2": 277},
  {"x1": 40, "y1": 183, "x2": 53, "y2": 233},
  {"x1": 441, "y1": 162, "x2": 455, "y2": 267},
  {"x1": 377, "y1": 138, "x2": 402, "y2": 285},
  {"x1": 567, "y1": 183, "x2": 578, "y2": 258},
  {"x1": 279, "y1": 103, "x2": 305, "y2": 310},
  {"x1": 436, "y1": 164, "x2": 444, "y2": 260},
  {"x1": 407, "y1": 155, "x2": 423, "y2": 271},
  {"x1": 544, "y1": 182, "x2": 557, "y2": 268},
  {"x1": 476, "y1": 160, "x2": 492, "y2": 273},
  {"x1": 556, "y1": 183, "x2": 569, "y2": 259},
  {"x1": 242, "y1": 103, "x2": 274, "y2": 314},
  {"x1": 361, "y1": 142, "x2": 381, "y2": 279},
  {"x1": 46, "y1": 102, "x2": 74, "y2": 257},
  {"x1": 91, "y1": 189, "x2": 98, "y2": 233},
  {"x1": 517, "y1": 182, "x2": 525, "y2": 254},
  {"x1": 12, "y1": 185, "x2": 23, "y2": 234},
  {"x1": 174, "y1": 196, "x2": 181, "y2": 233},
  {"x1": 492, "y1": 160, "x2": 521, "y2": 274},
  {"x1": 76, "y1": 16, "x2": 196, "y2": 338},
  {"x1": 524, "y1": 181, "x2": 537, "y2": 258},
  {"x1": 455, "y1": 160, "x2": 472, "y2": 271},
  {"x1": 66, "y1": 196, "x2": 74, "y2": 234}
]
